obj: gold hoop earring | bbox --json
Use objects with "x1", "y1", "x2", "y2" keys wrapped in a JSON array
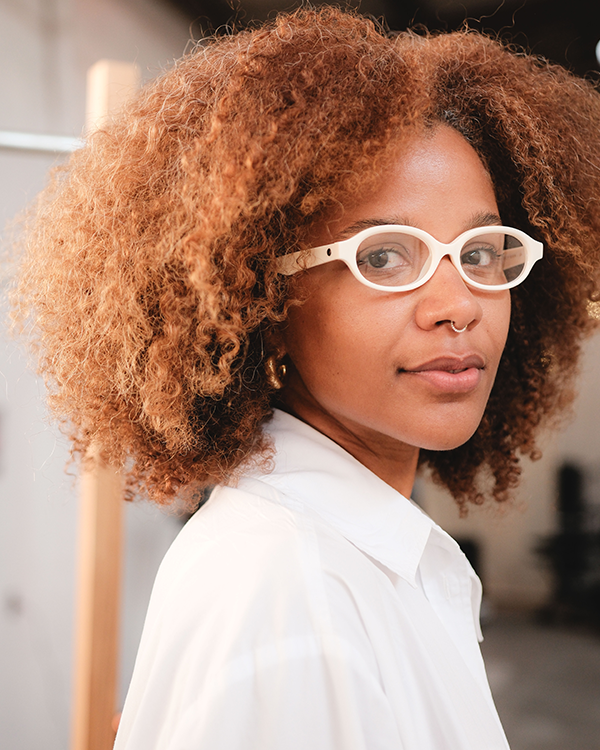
[{"x1": 265, "y1": 356, "x2": 287, "y2": 390}]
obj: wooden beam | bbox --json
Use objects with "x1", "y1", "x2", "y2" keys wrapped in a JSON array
[
  {"x1": 85, "y1": 60, "x2": 141, "y2": 133},
  {"x1": 71, "y1": 60, "x2": 140, "y2": 750},
  {"x1": 72, "y1": 457, "x2": 125, "y2": 750}
]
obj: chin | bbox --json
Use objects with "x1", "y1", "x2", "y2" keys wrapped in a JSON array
[
  {"x1": 404, "y1": 401, "x2": 489, "y2": 452},
  {"x1": 420, "y1": 437, "x2": 474, "y2": 452},
  {"x1": 410, "y1": 422, "x2": 483, "y2": 452}
]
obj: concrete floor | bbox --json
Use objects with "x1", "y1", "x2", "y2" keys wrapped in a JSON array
[{"x1": 481, "y1": 613, "x2": 600, "y2": 750}]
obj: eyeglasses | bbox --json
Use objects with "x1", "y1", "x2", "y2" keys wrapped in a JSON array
[{"x1": 276, "y1": 224, "x2": 543, "y2": 292}]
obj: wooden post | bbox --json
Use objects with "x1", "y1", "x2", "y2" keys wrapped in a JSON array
[
  {"x1": 85, "y1": 60, "x2": 141, "y2": 133},
  {"x1": 71, "y1": 61, "x2": 140, "y2": 750},
  {"x1": 72, "y1": 457, "x2": 125, "y2": 750}
]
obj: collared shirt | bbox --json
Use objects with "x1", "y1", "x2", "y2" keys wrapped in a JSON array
[{"x1": 115, "y1": 409, "x2": 509, "y2": 750}]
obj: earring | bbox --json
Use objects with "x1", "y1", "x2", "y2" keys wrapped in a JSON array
[{"x1": 265, "y1": 356, "x2": 287, "y2": 390}]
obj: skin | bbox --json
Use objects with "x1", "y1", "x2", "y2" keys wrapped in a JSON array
[{"x1": 279, "y1": 125, "x2": 511, "y2": 498}]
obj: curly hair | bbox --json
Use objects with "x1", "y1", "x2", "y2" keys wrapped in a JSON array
[{"x1": 12, "y1": 7, "x2": 600, "y2": 509}]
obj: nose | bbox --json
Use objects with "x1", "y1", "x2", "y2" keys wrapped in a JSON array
[{"x1": 414, "y1": 256, "x2": 482, "y2": 332}]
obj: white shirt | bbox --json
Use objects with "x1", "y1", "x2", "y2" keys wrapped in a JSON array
[{"x1": 115, "y1": 409, "x2": 509, "y2": 750}]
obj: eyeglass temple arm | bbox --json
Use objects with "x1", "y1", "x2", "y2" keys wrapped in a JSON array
[{"x1": 276, "y1": 243, "x2": 341, "y2": 276}]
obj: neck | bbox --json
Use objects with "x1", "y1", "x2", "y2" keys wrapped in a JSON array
[{"x1": 279, "y1": 377, "x2": 419, "y2": 499}]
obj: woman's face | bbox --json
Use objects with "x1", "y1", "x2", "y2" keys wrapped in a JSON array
[{"x1": 281, "y1": 125, "x2": 511, "y2": 493}]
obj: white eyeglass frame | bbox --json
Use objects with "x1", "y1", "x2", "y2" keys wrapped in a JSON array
[{"x1": 276, "y1": 224, "x2": 544, "y2": 292}]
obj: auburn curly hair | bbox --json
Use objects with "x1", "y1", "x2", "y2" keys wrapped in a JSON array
[{"x1": 12, "y1": 7, "x2": 600, "y2": 509}]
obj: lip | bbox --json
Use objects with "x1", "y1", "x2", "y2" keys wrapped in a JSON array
[
  {"x1": 399, "y1": 354, "x2": 486, "y2": 393},
  {"x1": 405, "y1": 354, "x2": 486, "y2": 373}
]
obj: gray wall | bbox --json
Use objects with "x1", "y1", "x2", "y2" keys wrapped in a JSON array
[{"x1": 0, "y1": 2, "x2": 191, "y2": 748}]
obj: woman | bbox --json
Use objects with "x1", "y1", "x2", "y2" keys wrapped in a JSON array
[{"x1": 14, "y1": 8, "x2": 600, "y2": 749}]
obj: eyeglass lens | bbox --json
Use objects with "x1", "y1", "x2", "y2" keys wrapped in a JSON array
[{"x1": 356, "y1": 230, "x2": 527, "y2": 288}]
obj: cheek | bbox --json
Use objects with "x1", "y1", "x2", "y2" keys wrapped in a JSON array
[
  {"x1": 486, "y1": 291, "x2": 511, "y2": 361},
  {"x1": 283, "y1": 278, "x2": 389, "y2": 392},
  {"x1": 284, "y1": 295, "x2": 358, "y2": 380}
]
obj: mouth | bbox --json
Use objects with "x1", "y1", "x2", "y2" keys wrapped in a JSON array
[
  {"x1": 398, "y1": 355, "x2": 486, "y2": 393},
  {"x1": 403, "y1": 355, "x2": 486, "y2": 374}
]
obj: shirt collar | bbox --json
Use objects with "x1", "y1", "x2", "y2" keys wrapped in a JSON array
[{"x1": 239, "y1": 408, "x2": 434, "y2": 588}]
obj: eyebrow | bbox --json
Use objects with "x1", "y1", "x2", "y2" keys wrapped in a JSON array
[{"x1": 334, "y1": 211, "x2": 503, "y2": 241}]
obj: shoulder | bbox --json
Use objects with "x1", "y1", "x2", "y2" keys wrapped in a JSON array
[
  {"x1": 152, "y1": 482, "x2": 382, "y2": 618},
  {"x1": 116, "y1": 484, "x2": 397, "y2": 749},
  {"x1": 156, "y1": 484, "x2": 316, "y2": 593},
  {"x1": 139, "y1": 482, "x2": 390, "y2": 668},
  {"x1": 146, "y1": 486, "x2": 305, "y2": 623}
]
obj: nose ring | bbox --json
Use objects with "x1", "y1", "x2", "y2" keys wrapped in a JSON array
[{"x1": 450, "y1": 321, "x2": 468, "y2": 334}]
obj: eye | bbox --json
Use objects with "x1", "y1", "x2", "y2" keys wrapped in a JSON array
[
  {"x1": 354, "y1": 233, "x2": 427, "y2": 286},
  {"x1": 363, "y1": 249, "x2": 400, "y2": 269},
  {"x1": 368, "y1": 250, "x2": 388, "y2": 268},
  {"x1": 460, "y1": 243, "x2": 499, "y2": 268},
  {"x1": 357, "y1": 244, "x2": 411, "y2": 271}
]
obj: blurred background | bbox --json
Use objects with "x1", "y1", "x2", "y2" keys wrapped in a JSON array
[{"x1": 1, "y1": 1, "x2": 599, "y2": 749}]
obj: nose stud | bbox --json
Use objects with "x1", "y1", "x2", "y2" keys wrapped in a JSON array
[{"x1": 450, "y1": 321, "x2": 468, "y2": 333}]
